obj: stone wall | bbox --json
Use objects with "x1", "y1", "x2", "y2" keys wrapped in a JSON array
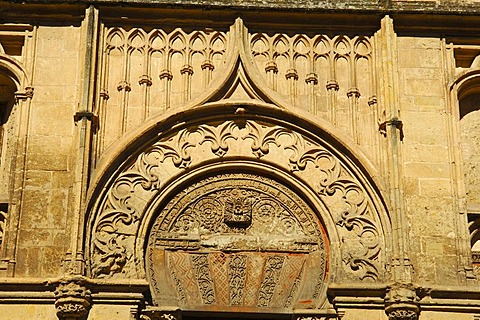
[{"x1": 0, "y1": 2, "x2": 478, "y2": 320}]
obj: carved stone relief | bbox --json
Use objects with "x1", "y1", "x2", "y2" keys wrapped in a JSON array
[
  {"x1": 249, "y1": 32, "x2": 378, "y2": 150},
  {"x1": 147, "y1": 173, "x2": 326, "y2": 310},
  {"x1": 96, "y1": 26, "x2": 229, "y2": 155},
  {"x1": 89, "y1": 116, "x2": 385, "y2": 285},
  {"x1": 94, "y1": 21, "x2": 381, "y2": 169},
  {"x1": 54, "y1": 277, "x2": 92, "y2": 320}
]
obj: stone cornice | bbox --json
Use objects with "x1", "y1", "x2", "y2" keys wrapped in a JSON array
[{"x1": 3, "y1": 0, "x2": 480, "y2": 15}]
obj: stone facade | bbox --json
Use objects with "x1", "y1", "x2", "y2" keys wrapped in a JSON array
[{"x1": 0, "y1": 1, "x2": 480, "y2": 319}]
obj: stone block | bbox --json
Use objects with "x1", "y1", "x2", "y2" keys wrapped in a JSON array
[
  {"x1": 419, "y1": 178, "x2": 453, "y2": 197},
  {"x1": 405, "y1": 162, "x2": 451, "y2": 179}
]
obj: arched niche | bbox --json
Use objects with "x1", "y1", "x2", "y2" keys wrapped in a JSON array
[
  {"x1": 453, "y1": 71, "x2": 480, "y2": 268},
  {"x1": 85, "y1": 101, "x2": 391, "y2": 315},
  {"x1": 145, "y1": 163, "x2": 330, "y2": 312}
]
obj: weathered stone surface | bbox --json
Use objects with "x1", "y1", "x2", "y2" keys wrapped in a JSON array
[{"x1": 0, "y1": 2, "x2": 479, "y2": 320}]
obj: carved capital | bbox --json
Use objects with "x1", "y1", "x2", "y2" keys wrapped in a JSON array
[
  {"x1": 305, "y1": 72, "x2": 318, "y2": 85},
  {"x1": 15, "y1": 86, "x2": 34, "y2": 101},
  {"x1": 285, "y1": 68, "x2": 298, "y2": 80},
  {"x1": 99, "y1": 89, "x2": 109, "y2": 100},
  {"x1": 117, "y1": 80, "x2": 131, "y2": 92},
  {"x1": 201, "y1": 60, "x2": 214, "y2": 71},
  {"x1": 265, "y1": 60, "x2": 278, "y2": 73},
  {"x1": 54, "y1": 276, "x2": 91, "y2": 320},
  {"x1": 384, "y1": 283, "x2": 426, "y2": 320},
  {"x1": 159, "y1": 69, "x2": 173, "y2": 80},
  {"x1": 180, "y1": 65, "x2": 194, "y2": 75},
  {"x1": 346, "y1": 87, "x2": 360, "y2": 98},
  {"x1": 326, "y1": 80, "x2": 339, "y2": 91},
  {"x1": 139, "y1": 75, "x2": 153, "y2": 86}
]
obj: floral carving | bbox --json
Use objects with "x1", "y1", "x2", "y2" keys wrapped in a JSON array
[
  {"x1": 229, "y1": 255, "x2": 247, "y2": 305},
  {"x1": 191, "y1": 254, "x2": 216, "y2": 305},
  {"x1": 90, "y1": 119, "x2": 384, "y2": 283},
  {"x1": 387, "y1": 310, "x2": 418, "y2": 320},
  {"x1": 242, "y1": 121, "x2": 382, "y2": 280},
  {"x1": 257, "y1": 256, "x2": 285, "y2": 307},
  {"x1": 193, "y1": 121, "x2": 238, "y2": 157}
]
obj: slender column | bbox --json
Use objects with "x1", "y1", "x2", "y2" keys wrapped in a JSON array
[
  {"x1": 377, "y1": 15, "x2": 419, "y2": 320},
  {"x1": 305, "y1": 72, "x2": 318, "y2": 115},
  {"x1": 3, "y1": 24, "x2": 36, "y2": 276},
  {"x1": 201, "y1": 60, "x2": 214, "y2": 88},
  {"x1": 285, "y1": 68, "x2": 298, "y2": 107},
  {"x1": 347, "y1": 87, "x2": 360, "y2": 141},
  {"x1": 265, "y1": 60, "x2": 278, "y2": 90},
  {"x1": 326, "y1": 79, "x2": 339, "y2": 126},
  {"x1": 181, "y1": 64, "x2": 193, "y2": 103},
  {"x1": 139, "y1": 75, "x2": 152, "y2": 121},
  {"x1": 159, "y1": 69, "x2": 173, "y2": 110},
  {"x1": 348, "y1": 51, "x2": 360, "y2": 142},
  {"x1": 64, "y1": 5, "x2": 99, "y2": 276},
  {"x1": 117, "y1": 80, "x2": 131, "y2": 134}
]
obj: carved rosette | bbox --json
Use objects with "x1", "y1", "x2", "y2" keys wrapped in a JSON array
[
  {"x1": 384, "y1": 283, "x2": 421, "y2": 320},
  {"x1": 89, "y1": 118, "x2": 386, "y2": 284},
  {"x1": 54, "y1": 277, "x2": 91, "y2": 320}
]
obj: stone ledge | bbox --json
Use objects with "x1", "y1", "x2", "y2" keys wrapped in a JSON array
[{"x1": 4, "y1": 0, "x2": 480, "y2": 14}]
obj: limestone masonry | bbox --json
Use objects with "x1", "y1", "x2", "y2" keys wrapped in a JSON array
[{"x1": 0, "y1": 1, "x2": 479, "y2": 319}]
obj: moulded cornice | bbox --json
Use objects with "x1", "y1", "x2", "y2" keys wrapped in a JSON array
[{"x1": 5, "y1": 0, "x2": 480, "y2": 15}]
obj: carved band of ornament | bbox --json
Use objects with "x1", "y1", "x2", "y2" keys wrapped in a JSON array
[
  {"x1": 159, "y1": 69, "x2": 173, "y2": 80},
  {"x1": 472, "y1": 251, "x2": 480, "y2": 263},
  {"x1": 229, "y1": 254, "x2": 247, "y2": 305},
  {"x1": 154, "y1": 234, "x2": 200, "y2": 250},
  {"x1": 201, "y1": 60, "x2": 214, "y2": 71},
  {"x1": 117, "y1": 81, "x2": 131, "y2": 92},
  {"x1": 387, "y1": 309, "x2": 418, "y2": 320},
  {"x1": 180, "y1": 65, "x2": 194, "y2": 75},
  {"x1": 326, "y1": 80, "x2": 339, "y2": 91},
  {"x1": 346, "y1": 87, "x2": 360, "y2": 98},
  {"x1": 265, "y1": 61, "x2": 278, "y2": 73},
  {"x1": 285, "y1": 68, "x2": 299, "y2": 80},
  {"x1": 191, "y1": 254, "x2": 216, "y2": 305},
  {"x1": 257, "y1": 255, "x2": 285, "y2": 307},
  {"x1": 305, "y1": 73, "x2": 318, "y2": 85},
  {"x1": 139, "y1": 75, "x2": 153, "y2": 86}
]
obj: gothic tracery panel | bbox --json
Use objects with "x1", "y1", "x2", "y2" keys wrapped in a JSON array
[
  {"x1": 96, "y1": 26, "x2": 229, "y2": 156},
  {"x1": 249, "y1": 32, "x2": 378, "y2": 153}
]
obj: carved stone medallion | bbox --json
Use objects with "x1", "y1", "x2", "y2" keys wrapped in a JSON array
[{"x1": 147, "y1": 173, "x2": 328, "y2": 312}]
